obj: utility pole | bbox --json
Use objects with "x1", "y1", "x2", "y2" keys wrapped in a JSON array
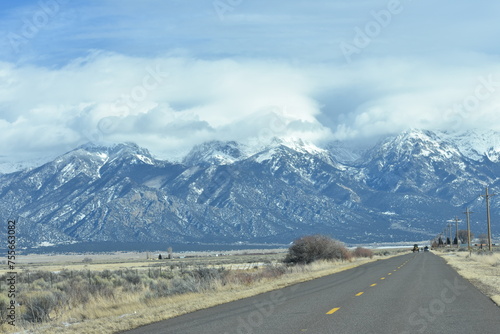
[
  {"x1": 454, "y1": 216, "x2": 461, "y2": 248},
  {"x1": 481, "y1": 187, "x2": 496, "y2": 251},
  {"x1": 447, "y1": 222, "x2": 453, "y2": 246},
  {"x1": 464, "y1": 208, "x2": 473, "y2": 256}
]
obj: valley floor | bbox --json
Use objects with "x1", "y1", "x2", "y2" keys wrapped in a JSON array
[
  {"x1": 6, "y1": 247, "x2": 498, "y2": 333},
  {"x1": 0, "y1": 250, "x2": 397, "y2": 334}
]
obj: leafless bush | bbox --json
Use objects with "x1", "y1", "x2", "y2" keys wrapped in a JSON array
[
  {"x1": 89, "y1": 276, "x2": 115, "y2": 298},
  {"x1": 100, "y1": 269, "x2": 113, "y2": 279},
  {"x1": 147, "y1": 279, "x2": 171, "y2": 298},
  {"x1": 284, "y1": 235, "x2": 350, "y2": 264},
  {"x1": 0, "y1": 295, "x2": 9, "y2": 325},
  {"x1": 124, "y1": 270, "x2": 142, "y2": 285},
  {"x1": 353, "y1": 247, "x2": 373, "y2": 259},
  {"x1": 57, "y1": 277, "x2": 91, "y2": 305},
  {"x1": 230, "y1": 271, "x2": 258, "y2": 285},
  {"x1": 262, "y1": 264, "x2": 287, "y2": 279},
  {"x1": 21, "y1": 292, "x2": 58, "y2": 323},
  {"x1": 191, "y1": 267, "x2": 226, "y2": 282},
  {"x1": 169, "y1": 277, "x2": 200, "y2": 295}
]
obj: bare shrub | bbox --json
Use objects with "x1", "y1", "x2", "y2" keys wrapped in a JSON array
[
  {"x1": 0, "y1": 295, "x2": 9, "y2": 325},
  {"x1": 340, "y1": 247, "x2": 353, "y2": 262},
  {"x1": 191, "y1": 267, "x2": 226, "y2": 282},
  {"x1": 21, "y1": 292, "x2": 58, "y2": 323},
  {"x1": 124, "y1": 270, "x2": 142, "y2": 285},
  {"x1": 56, "y1": 277, "x2": 90, "y2": 305},
  {"x1": 147, "y1": 279, "x2": 171, "y2": 298},
  {"x1": 353, "y1": 247, "x2": 373, "y2": 259},
  {"x1": 227, "y1": 271, "x2": 258, "y2": 285},
  {"x1": 262, "y1": 265, "x2": 287, "y2": 279},
  {"x1": 100, "y1": 269, "x2": 113, "y2": 279},
  {"x1": 169, "y1": 277, "x2": 199, "y2": 295},
  {"x1": 122, "y1": 281, "x2": 144, "y2": 293},
  {"x1": 90, "y1": 276, "x2": 115, "y2": 298},
  {"x1": 284, "y1": 235, "x2": 349, "y2": 264}
]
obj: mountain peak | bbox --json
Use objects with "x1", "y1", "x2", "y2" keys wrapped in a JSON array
[
  {"x1": 390, "y1": 128, "x2": 500, "y2": 162},
  {"x1": 183, "y1": 140, "x2": 244, "y2": 166},
  {"x1": 439, "y1": 129, "x2": 500, "y2": 162},
  {"x1": 373, "y1": 129, "x2": 460, "y2": 161},
  {"x1": 271, "y1": 137, "x2": 326, "y2": 155}
]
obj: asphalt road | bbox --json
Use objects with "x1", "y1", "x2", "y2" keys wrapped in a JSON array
[{"x1": 120, "y1": 252, "x2": 500, "y2": 333}]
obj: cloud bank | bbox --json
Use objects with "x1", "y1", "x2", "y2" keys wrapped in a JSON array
[
  {"x1": 2, "y1": 52, "x2": 500, "y2": 163},
  {"x1": 0, "y1": 52, "x2": 330, "y2": 161}
]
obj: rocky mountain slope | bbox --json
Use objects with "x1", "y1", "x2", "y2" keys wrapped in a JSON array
[{"x1": 1, "y1": 129, "x2": 499, "y2": 248}]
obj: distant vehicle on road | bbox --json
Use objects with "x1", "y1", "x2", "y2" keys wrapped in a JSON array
[
  {"x1": 424, "y1": 246, "x2": 429, "y2": 252},
  {"x1": 412, "y1": 244, "x2": 419, "y2": 253}
]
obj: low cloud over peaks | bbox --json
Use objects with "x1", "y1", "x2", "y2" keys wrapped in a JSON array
[
  {"x1": 2, "y1": 52, "x2": 500, "y2": 163},
  {"x1": 0, "y1": 54, "x2": 330, "y2": 161}
]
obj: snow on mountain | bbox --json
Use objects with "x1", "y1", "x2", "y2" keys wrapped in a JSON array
[
  {"x1": 371, "y1": 128, "x2": 500, "y2": 163},
  {"x1": 183, "y1": 137, "x2": 339, "y2": 167},
  {"x1": 368, "y1": 129, "x2": 462, "y2": 163},
  {"x1": 439, "y1": 129, "x2": 500, "y2": 162},
  {"x1": 1, "y1": 129, "x2": 500, "y2": 249},
  {"x1": 0, "y1": 156, "x2": 54, "y2": 174},
  {"x1": 326, "y1": 141, "x2": 367, "y2": 164},
  {"x1": 360, "y1": 128, "x2": 500, "y2": 207},
  {"x1": 276, "y1": 137, "x2": 327, "y2": 156},
  {"x1": 250, "y1": 137, "x2": 335, "y2": 162},
  {"x1": 183, "y1": 141, "x2": 244, "y2": 166}
]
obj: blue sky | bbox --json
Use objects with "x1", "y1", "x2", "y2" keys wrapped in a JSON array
[{"x1": 1, "y1": 0, "x2": 500, "y2": 162}]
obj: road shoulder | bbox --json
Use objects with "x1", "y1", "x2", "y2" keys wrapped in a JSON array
[{"x1": 436, "y1": 250, "x2": 500, "y2": 306}]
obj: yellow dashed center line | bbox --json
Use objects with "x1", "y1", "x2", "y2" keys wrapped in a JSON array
[
  {"x1": 326, "y1": 307, "x2": 340, "y2": 315},
  {"x1": 325, "y1": 260, "x2": 412, "y2": 317}
]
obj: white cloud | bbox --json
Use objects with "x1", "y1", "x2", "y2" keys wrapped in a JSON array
[
  {"x1": 321, "y1": 57, "x2": 500, "y2": 140},
  {"x1": 2, "y1": 52, "x2": 500, "y2": 164},
  {"x1": 0, "y1": 53, "x2": 332, "y2": 162}
]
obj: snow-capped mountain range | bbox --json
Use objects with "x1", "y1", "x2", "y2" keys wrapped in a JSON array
[{"x1": 1, "y1": 129, "x2": 499, "y2": 249}]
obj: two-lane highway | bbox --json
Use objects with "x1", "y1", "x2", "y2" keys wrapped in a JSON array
[{"x1": 121, "y1": 252, "x2": 500, "y2": 333}]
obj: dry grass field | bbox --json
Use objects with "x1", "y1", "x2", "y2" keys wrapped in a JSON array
[
  {"x1": 0, "y1": 249, "x2": 288, "y2": 275},
  {"x1": 0, "y1": 248, "x2": 402, "y2": 334},
  {"x1": 437, "y1": 249, "x2": 500, "y2": 306}
]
